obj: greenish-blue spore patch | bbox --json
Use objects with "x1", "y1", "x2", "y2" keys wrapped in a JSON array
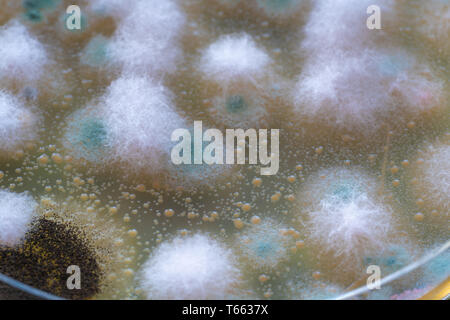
[
  {"x1": 257, "y1": 0, "x2": 300, "y2": 13},
  {"x1": 377, "y1": 55, "x2": 410, "y2": 77},
  {"x1": 23, "y1": 0, "x2": 59, "y2": 23},
  {"x1": 24, "y1": 8, "x2": 43, "y2": 22},
  {"x1": 364, "y1": 245, "x2": 412, "y2": 275},
  {"x1": 67, "y1": 117, "x2": 108, "y2": 162},
  {"x1": 330, "y1": 179, "x2": 360, "y2": 202},
  {"x1": 254, "y1": 241, "x2": 276, "y2": 259},
  {"x1": 423, "y1": 250, "x2": 450, "y2": 284},
  {"x1": 226, "y1": 95, "x2": 247, "y2": 113},
  {"x1": 81, "y1": 36, "x2": 110, "y2": 67},
  {"x1": 79, "y1": 119, "x2": 107, "y2": 150}
]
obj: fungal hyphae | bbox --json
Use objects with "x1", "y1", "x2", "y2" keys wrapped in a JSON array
[
  {"x1": 140, "y1": 234, "x2": 242, "y2": 300},
  {"x1": 100, "y1": 75, "x2": 186, "y2": 175},
  {"x1": 301, "y1": 0, "x2": 394, "y2": 54},
  {"x1": 199, "y1": 33, "x2": 279, "y2": 127},
  {"x1": 0, "y1": 20, "x2": 48, "y2": 83},
  {"x1": 0, "y1": 190, "x2": 37, "y2": 247},
  {"x1": 292, "y1": 49, "x2": 445, "y2": 136},
  {"x1": 200, "y1": 33, "x2": 271, "y2": 85},
  {"x1": 109, "y1": 0, "x2": 186, "y2": 76},
  {"x1": 0, "y1": 90, "x2": 39, "y2": 156},
  {"x1": 296, "y1": 168, "x2": 404, "y2": 282}
]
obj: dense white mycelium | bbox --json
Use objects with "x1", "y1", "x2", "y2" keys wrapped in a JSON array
[
  {"x1": 198, "y1": 33, "x2": 279, "y2": 127},
  {"x1": 292, "y1": 48, "x2": 444, "y2": 134},
  {"x1": 297, "y1": 168, "x2": 399, "y2": 274},
  {"x1": 0, "y1": 190, "x2": 37, "y2": 247},
  {"x1": 301, "y1": 0, "x2": 394, "y2": 54},
  {"x1": 100, "y1": 75, "x2": 186, "y2": 173},
  {"x1": 0, "y1": 90, "x2": 39, "y2": 154},
  {"x1": 0, "y1": 20, "x2": 48, "y2": 82},
  {"x1": 140, "y1": 234, "x2": 241, "y2": 299},
  {"x1": 200, "y1": 33, "x2": 271, "y2": 84},
  {"x1": 109, "y1": 0, "x2": 186, "y2": 76}
]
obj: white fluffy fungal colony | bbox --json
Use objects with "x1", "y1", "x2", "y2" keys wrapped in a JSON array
[
  {"x1": 301, "y1": 0, "x2": 394, "y2": 54},
  {"x1": 0, "y1": 190, "x2": 37, "y2": 247},
  {"x1": 199, "y1": 33, "x2": 278, "y2": 127},
  {"x1": 200, "y1": 33, "x2": 271, "y2": 84},
  {"x1": 297, "y1": 168, "x2": 399, "y2": 275},
  {"x1": 292, "y1": 48, "x2": 444, "y2": 134},
  {"x1": 0, "y1": 90, "x2": 39, "y2": 154},
  {"x1": 140, "y1": 234, "x2": 241, "y2": 300},
  {"x1": 100, "y1": 75, "x2": 186, "y2": 174},
  {"x1": 0, "y1": 20, "x2": 48, "y2": 82},
  {"x1": 109, "y1": 0, "x2": 186, "y2": 76}
]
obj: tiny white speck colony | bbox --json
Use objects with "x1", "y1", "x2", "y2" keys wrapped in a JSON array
[
  {"x1": 296, "y1": 168, "x2": 406, "y2": 283},
  {"x1": 0, "y1": 90, "x2": 39, "y2": 156},
  {"x1": 0, "y1": 190, "x2": 37, "y2": 247},
  {"x1": 0, "y1": 20, "x2": 48, "y2": 83},
  {"x1": 140, "y1": 234, "x2": 242, "y2": 299}
]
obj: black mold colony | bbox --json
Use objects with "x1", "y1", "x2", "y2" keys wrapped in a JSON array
[{"x1": 0, "y1": 218, "x2": 101, "y2": 299}]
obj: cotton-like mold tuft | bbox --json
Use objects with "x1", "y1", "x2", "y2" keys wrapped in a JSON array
[
  {"x1": 292, "y1": 49, "x2": 445, "y2": 134},
  {"x1": 296, "y1": 168, "x2": 401, "y2": 279},
  {"x1": 140, "y1": 234, "x2": 241, "y2": 300},
  {"x1": 200, "y1": 33, "x2": 271, "y2": 84},
  {"x1": 109, "y1": 0, "x2": 186, "y2": 76},
  {"x1": 100, "y1": 75, "x2": 186, "y2": 174},
  {"x1": 198, "y1": 33, "x2": 280, "y2": 127},
  {"x1": 301, "y1": 0, "x2": 394, "y2": 54},
  {"x1": 0, "y1": 190, "x2": 37, "y2": 247},
  {"x1": 0, "y1": 90, "x2": 39, "y2": 154},
  {"x1": 0, "y1": 20, "x2": 48, "y2": 82}
]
